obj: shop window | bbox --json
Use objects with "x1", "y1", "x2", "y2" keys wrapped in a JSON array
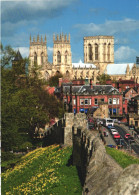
[
  {"x1": 109, "y1": 108, "x2": 112, "y2": 115},
  {"x1": 135, "y1": 121, "x2": 138, "y2": 127}
]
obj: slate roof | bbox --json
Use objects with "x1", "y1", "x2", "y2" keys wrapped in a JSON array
[
  {"x1": 123, "y1": 87, "x2": 138, "y2": 97},
  {"x1": 61, "y1": 84, "x2": 119, "y2": 95},
  {"x1": 131, "y1": 95, "x2": 139, "y2": 100}
]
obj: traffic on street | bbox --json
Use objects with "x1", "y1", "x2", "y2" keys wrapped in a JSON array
[{"x1": 87, "y1": 117, "x2": 139, "y2": 156}]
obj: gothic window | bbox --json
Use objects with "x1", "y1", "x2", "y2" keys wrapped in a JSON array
[
  {"x1": 34, "y1": 52, "x2": 37, "y2": 64},
  {"x1": 66, "y1": 70, "x2": 70, "y2": 77},
  {"x1": 108, "y1": 43, "x2": 111, "y2": 61},
  {"x1": 88, "y1": 44, "x2": 92, "y2": 60},
  {"x1": 103, "y1": 43, "x2": 106, "y2": 61},
  {"x1": 56, "y1": 71, "x2": 60, "y2": 75},
  {"x1": 95, "y1": 44, "x2": 98, "y2": 60},
  {"x1": 45, "y1": 71, "x2": 50, "y2": 80},
  {"x1": 65, "y1": 51, "x2": 68, "y2": 64},
  {"x1": 57, "y1": 51, "x2": 61, "y2": 64},
  {"x1": 41, "y1": 52, "x2": 44, "y2": 64}
]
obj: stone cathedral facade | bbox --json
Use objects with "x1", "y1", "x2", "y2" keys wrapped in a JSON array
[{"x1": 29, "y1": 34, "x2": 139, "y2": 84}]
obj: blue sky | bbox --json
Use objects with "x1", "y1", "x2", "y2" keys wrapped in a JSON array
[{"x1": 1, "y1": 0, "x2": 139, "y2": 63}]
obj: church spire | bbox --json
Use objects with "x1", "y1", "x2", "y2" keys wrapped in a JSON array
[
  {"x1": 53, "y1": 34, "x2": 55, "y2": 42},
  {"x1": 45, "y1": 34, "x2": 47, "y2": 43},
  {"x1": 30, "y1": 34, "x2": 31, "y2": 43},
  {"x1": 68, "y1": 33, "x2": 70, "y2": 42},
  {"x1": 37, "y1": 34, "x2": 39, "y2": 42},
  {"x1": 41, "y1": 35, "x2": 43, "y2": 42}
]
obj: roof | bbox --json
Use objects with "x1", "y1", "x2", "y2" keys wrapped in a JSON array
[
  {"x1": 61, "y1": 84, "x2": 120, "y2": 95},
  {"x1": 13, "y1": 50, "x2": 22, "y2": 61},
  {"x1": 89, "y1": 107, "x2": 99, "y2": 114},
  {"x1": 131, "y1": 95, "x2": 139, "y2": 100},
  {"x1": 107, "y1": 63, "x2": 134, "y2": 75},
  {"x1": 72, "y1": 60, "x2": 96, "y2": 69},
  {"x1": 43, "y1": 86, "x2": 55, "y2": 95}
]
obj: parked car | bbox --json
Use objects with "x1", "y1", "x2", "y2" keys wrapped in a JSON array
[
  {"x1": 125, "y1": 133, "x2": 131, "y2": 139},
  {"x1": 128, "y1": 136, "x2": 135, "y2": 144},
  {"x1": 111, "y1": 130, "x2": 118, "y2": 135},
  {"x1": 129, "y1": 125, "x2": 135, "y2": 130},
  {"x1": 115, "y1": 139, "x2": 126, "y2": 147},
  {"x1": 113, "y1": 133, "x2": 121, "y2": 139}
]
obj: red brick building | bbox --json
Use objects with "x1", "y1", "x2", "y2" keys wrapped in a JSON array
[
  {"x1": 57, "y1": 83, "x2": 123, "y2": 117},
  {"x1": 123, "y1": 87, "x2": 139, "y2": 114}
]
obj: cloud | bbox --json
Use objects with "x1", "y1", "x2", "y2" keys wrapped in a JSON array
[
  {"x1": 14, "y1": 47, "x2": 29, "y2": 58},
  {"x1": 47, "y1": 47, "x2": 53, "y2": 55},
  {"x1": 74, "y1": 18, "x2": 139, "y2": 36},
  {"x1": 115, "y1": 46, "x2": 138, "y2": 62},
  {"x1": 47, "y1": 47, "x2": 53, "y2": 62},
  {"x1": 2, "y1": 0, "x2": 76, "y2": 24}
]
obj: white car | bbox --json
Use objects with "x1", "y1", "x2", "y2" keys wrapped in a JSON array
[{"x1": 111, "y1": 130, "x2": 118, "y2": 135}]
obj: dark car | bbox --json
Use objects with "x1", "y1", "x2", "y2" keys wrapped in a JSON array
[
  {"x1": 129, "y1": 125, "x2": 135, "y2": 130},
  {"x1": 128, "y1": 137, "x2": 135, "y2": 144},
  {"x1": 115, "y1": 139, "x2": 126, "y2": 147}
]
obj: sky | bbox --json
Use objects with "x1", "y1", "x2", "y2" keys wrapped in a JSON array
[{"x1": 1, "y1": 0, "x2": 139, "y2": 63}]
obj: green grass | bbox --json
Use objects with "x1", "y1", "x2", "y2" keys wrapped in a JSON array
[
  {"x1": 2, "y1": 145, "x2": 82, "y2": 195},
  {"x1": 106, "y1": 146, "x2": 139, "y2": 168}
]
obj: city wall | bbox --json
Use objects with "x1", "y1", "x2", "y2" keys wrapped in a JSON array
[{"x1": 44, "y1": 113, "x2": 139, "y2": 194}]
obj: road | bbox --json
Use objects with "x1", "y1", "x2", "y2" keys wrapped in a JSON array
[
  {"x1": 115, "y1": 125, "x2": 139, "y2": 155},
  {"x1": 88, "y1": 121, "x2": 139, "y2": 155}
]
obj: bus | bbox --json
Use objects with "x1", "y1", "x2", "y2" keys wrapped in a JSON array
[{"x1": 103, "y1": 118, "x2": 114, "y2": 127}]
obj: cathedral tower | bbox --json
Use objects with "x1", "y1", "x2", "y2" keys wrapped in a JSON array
[
  {"x1": 84, "y1": 36, "x2": 114, "y2": 73},
  {"x1": 29, "y1": 35, "x2": 48, "y2": 71},
  {"x1": 53, "y1": 33, "x2": 72, "y2": 76}
]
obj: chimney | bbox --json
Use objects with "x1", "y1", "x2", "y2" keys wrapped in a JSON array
[
  {"x1": 59, "y1": 78, "x2": 63, "y2": 87},
  {"x1": 90, "y1": 79, "x2": 93, "y2": 89}
]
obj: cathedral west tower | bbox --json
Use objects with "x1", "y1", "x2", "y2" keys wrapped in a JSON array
[
  {"x1": 29, "y1": 35, "x2": 48, "y2": 71},
  {"x1": 53, "y1": 33, "x2": 72, "y2": 77}
]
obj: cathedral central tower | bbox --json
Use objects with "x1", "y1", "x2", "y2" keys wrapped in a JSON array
[{"x1": 84, "y1": 36, "x2": 114, "y2": 73}]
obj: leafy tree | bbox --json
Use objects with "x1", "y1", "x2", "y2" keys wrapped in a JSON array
[
  {"x1": 0, "y1": 44, "x2": 16, "y2": 67},
  {"x1": 1, "y1": 44, "x2": 64, "y2": 151},
  {"x1": 97, "y1": 73, "x2": 111, "y2": 84},
  {"x1": 48, "y1": 73, "x2": 63, "y2": 87}
]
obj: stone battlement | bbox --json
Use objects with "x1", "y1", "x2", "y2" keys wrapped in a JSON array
[
  {"x1": 53, "y1": 33, "x2": 70, "y2": 43},
  {"x1": 30, "y1": 34, "x2": 47, "y2": 46}
]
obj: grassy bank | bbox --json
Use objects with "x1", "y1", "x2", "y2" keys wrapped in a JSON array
[
  {"x1": 106, "y1": 147, "x2": 139, "y2": 168},
  {"x1": 2, "y1": 145, "x2": 82, "y2": 195}
]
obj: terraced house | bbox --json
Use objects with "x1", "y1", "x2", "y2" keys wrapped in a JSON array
[{"x1": 55, "y1": 80, "x2": 123, "y2": 118}]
